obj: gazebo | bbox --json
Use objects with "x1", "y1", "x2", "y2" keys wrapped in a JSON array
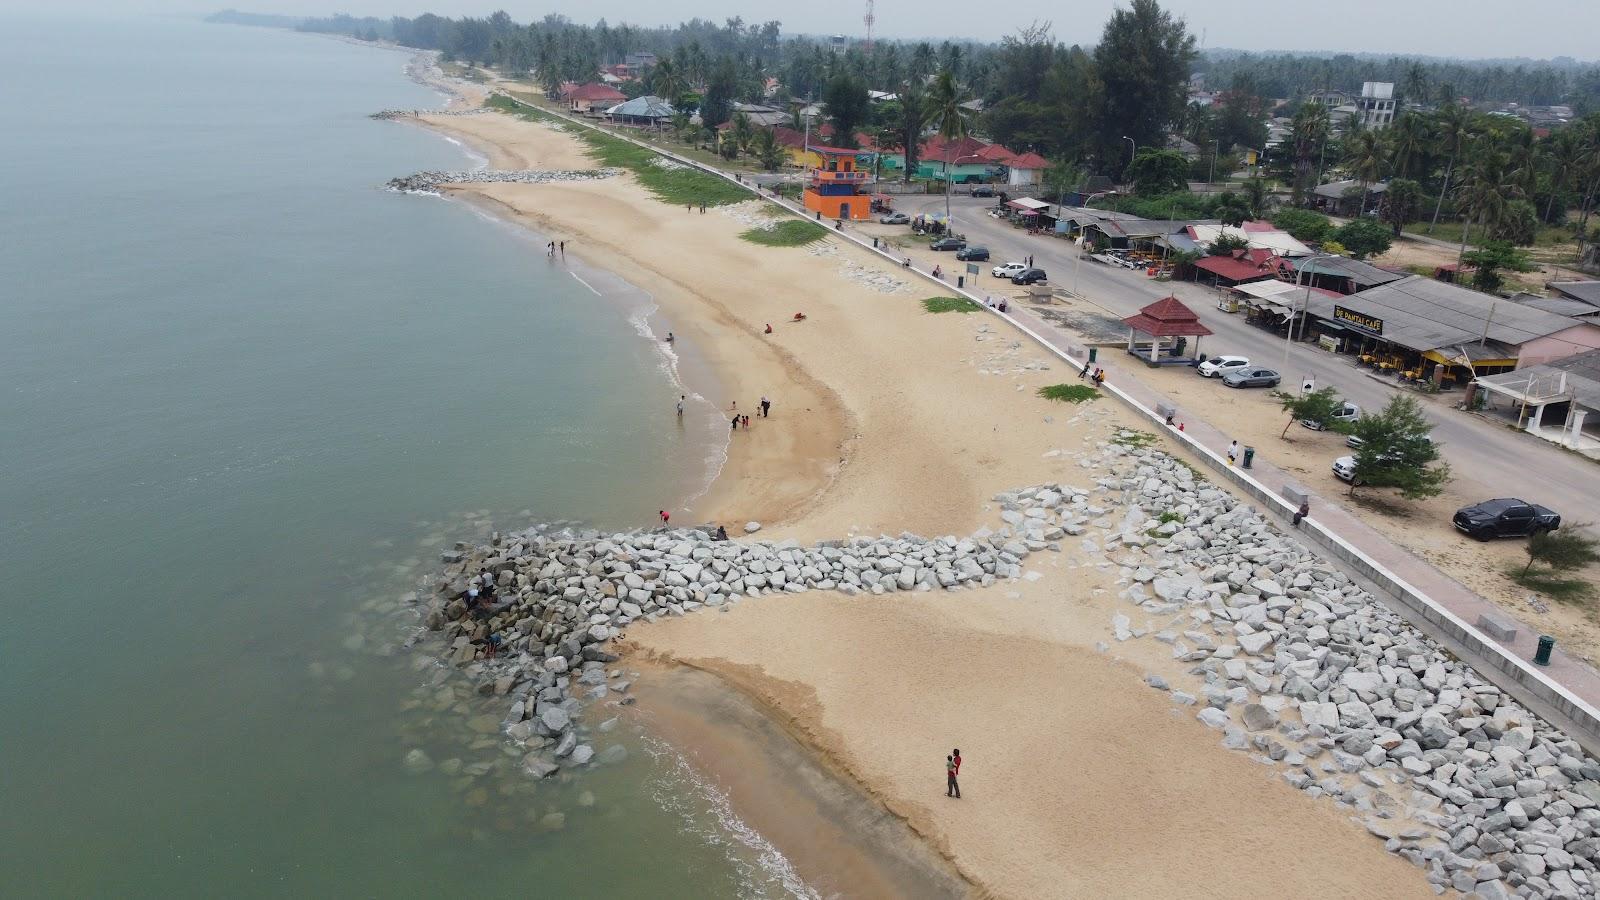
[{"x1": 1122, "y1": 295, "x2": 1212, "y2": 365}]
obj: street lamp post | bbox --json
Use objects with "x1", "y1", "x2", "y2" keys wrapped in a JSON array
[
  {"x1": 1123, "y1": 135, "x2": 1136, "y2": 162},
  {"x1": 1283, "y1": 253, "x2": 1340, "y2": 374}
]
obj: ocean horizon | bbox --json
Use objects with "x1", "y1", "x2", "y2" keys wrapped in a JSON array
[{"x1": 0, "y1": 13, "x2": 800, "y2": 897}]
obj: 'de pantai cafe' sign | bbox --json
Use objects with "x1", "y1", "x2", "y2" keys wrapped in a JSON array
[{"x1": 1333, "y1": 305, "x2": 1384, "y2": 336}]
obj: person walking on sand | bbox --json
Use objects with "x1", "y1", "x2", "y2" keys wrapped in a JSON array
[
  {"x1": 760, "y1": 396, "x2": 770, "y2": 417},
  {"x1": 1227, "y1": 441, "x2": 1240, "y2": 466},
  {"x1": 946, "y1": 754, "x2": 960, "y2": 798},
  {"x1": 676, "y1": 395, "x2": 685, "y2": 418}
]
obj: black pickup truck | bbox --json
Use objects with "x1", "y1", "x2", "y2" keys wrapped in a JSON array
[{"x1": 1452, "y1": 498, "x2": 1561, "y2": 540}]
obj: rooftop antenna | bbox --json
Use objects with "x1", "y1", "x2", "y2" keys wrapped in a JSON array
[{"x1": 863, "y1": 0, "x2": 875, "y2": 50}]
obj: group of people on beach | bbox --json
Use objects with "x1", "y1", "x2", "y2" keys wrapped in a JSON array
[
  {"x1": 1079, "y1": 360, "x2": 1107, "y2": 386},
  {"x1": 546, "y1": 240, "x2": 565, "y2": 257},
  {"x1": 728, "y1": 396, "x2": 772, "y2": 431}
]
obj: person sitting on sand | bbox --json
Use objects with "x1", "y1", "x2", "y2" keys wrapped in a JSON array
[
  {"x1": 792, "y1": 312, "x2": 806, "y2": 321},
  {"x1": 665, "y1": 332, "x2": 674, "y2": 343},
  {"x1": 764, "y1": 323, "x2": 773, "y2": 334}
]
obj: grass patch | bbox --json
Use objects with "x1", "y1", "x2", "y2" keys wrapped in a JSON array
[
  {"x1": 923, "y1": 296, "x2": 984, "y2": 314},
  {"x1": 486, "y1": 95, "x2": 750, "y2": 208},
  {"x1": 1036, "y1": 383, "x2": 1100, "y2": 403},
  {"x1": 740, "y1": 220, "x2": 829, "y2": 247},
  {"x1": 1110, "y1": 429, "x2": 1156, "y2": 448},
  {"x1": 1404, "y1": 220, "x2": 1573, "y2": 249},
  {"x1": 1510, "y1": 569, "x2": 1595, "y2": 603}
]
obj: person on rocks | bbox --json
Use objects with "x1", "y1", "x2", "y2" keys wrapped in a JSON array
[
  {"x1": 714, "y1": 525, "x2": 729, "y2": 541},
  {"x1": 465, "y1": 583, "x2": 479, "y2": 612},
  {"x1": 485, "y1": 632, "x2": 503, "y2": 659},
  {"x1": 659, "y1": 509, "x2": 670, "y2": 525},
  {"x1": 946, "y1": 754, "x2": 961, "y2": 798},
  {"x1": 1227, "y1": 441, "x2": 1240, "y2": 466}
]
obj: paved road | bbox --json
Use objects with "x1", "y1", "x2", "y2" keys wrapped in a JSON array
[{"x1": 893, "y1": 194, "x2": 1598, "y2": 518}]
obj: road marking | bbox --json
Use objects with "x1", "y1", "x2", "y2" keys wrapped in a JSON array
[{"x1": 570, "y1": 272, "x2": 601, "y2": 296}]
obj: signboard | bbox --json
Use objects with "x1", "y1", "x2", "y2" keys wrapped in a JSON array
[
  {"x1": 966, "y1": 263, "x2": 979, "y2": 275},
  {"x1": 1244, "y1": 150, "x2": 1258, "y2": 166},
  {"x1": 1333, "y1": 305, "x2": 1383, "y2": 336}
]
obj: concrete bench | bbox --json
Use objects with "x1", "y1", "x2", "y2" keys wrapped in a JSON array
[{"x1": 1476, "y1": 614, "x2": 1519, "y2": 643}]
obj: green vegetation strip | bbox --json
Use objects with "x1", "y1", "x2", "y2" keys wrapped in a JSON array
[
  {"x1": 922, "y1": 297, "x2": 983, "y2": 314},
  {"x1": 1036, "y1": 383, "x2": 1100, "y2": 403},
  {"x1": 485, "y1": 95, "x2": 751, "y2": 208},
  {"x1": 740, "y1": 220, "x2": 829, "y2": 247}
]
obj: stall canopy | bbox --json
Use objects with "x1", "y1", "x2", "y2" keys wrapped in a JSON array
[
  {"x1": 1005, "y1": 197, "x2": 1052, "y2": 217},
  {"x1": 1232, "y1": 279, "x2": 1342, "y2": 316}
]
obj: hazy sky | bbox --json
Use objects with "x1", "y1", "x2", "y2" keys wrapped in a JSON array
[{"x1": 10, "y1": 0, "x2": 1598, "y2": 61}]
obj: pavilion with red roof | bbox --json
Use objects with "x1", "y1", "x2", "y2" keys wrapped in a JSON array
[{"x1": 1122, "y1": 296, "x2": 1213, "y2": 364}]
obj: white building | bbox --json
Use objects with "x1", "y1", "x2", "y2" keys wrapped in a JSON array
[{"x1": 1358, "y1": 82, "x2": 1396, "y2": 129}]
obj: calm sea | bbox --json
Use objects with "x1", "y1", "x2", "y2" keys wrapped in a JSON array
[{"x1": 0, "y1": 13, "x2": 796, "y2": 898}]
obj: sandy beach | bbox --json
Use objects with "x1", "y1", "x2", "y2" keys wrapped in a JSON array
[{"x1": 408, "y1": 93, "x2": 1442, "y2": 897}]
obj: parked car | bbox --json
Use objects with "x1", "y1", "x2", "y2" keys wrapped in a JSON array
[
  {"x1": 1331, "y1": 455, "x2": 1360, "y2": 484},
  {"x1": 955, "y1": 246, "x2": 990, "y2": 261},
  {"x1": 1453, "y1": 499, "x2": 1561, "y2": 540},
  {"x1": 1221, "y1": 367, "x2": 1281, "y2": 388},
  {"x1": 1304, "y1": 402, "x2": 1361, "y2": 431},
  {"x1": 971, "y1": 185, "x2": 996, "y2": 197},
  {"x1": 1346, "y1": 432, "x2": 1430, "y2": 450},
  {"x1": 992, "y1": 262, "x2": 1028, "y2": 279},
  {"x1": 1010, "y1": 268, "x2": 1048, "y2": 285},
  {"x1": 1196, "y1": 355, "x2": 1249, "y2": 378},
  {"x1": 879, "y1": 212, "x2": 910, "y2": 225},
  {"x1": 930, "y1": 237, "x2": 967, "y2": 251}
]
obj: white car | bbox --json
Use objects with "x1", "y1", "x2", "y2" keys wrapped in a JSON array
[
  {"x1": 1332, "y1": 455, "x2": 1359, "y2": 483},
  {"x1": 1197, "y1": 355, "x2": 1250, "y2": 378},
  {"x1": 992, "y1": 262, "x2": 1027, "y2": 279}
]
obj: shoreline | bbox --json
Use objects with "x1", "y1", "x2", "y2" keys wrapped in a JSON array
[{"x1": 376, "y1": 67, "x2": 1600, "y2": 900}]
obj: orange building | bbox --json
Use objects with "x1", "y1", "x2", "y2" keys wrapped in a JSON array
[{"x1": 802, "y1": 146, "x2": 872, "y2": 220}]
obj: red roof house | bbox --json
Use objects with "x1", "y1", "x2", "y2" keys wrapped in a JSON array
[
  {"x1": 1192, "y1": 250, "x2": 1281, "y2": 286},
  {"x1": 564, "y1": 82, "x2": 627, "y2": 114}
]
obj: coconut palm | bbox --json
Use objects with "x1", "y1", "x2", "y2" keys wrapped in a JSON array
[
  {"x1": 1387, "y1": 112, "x2": 1430, "y2": 180},
  {"x1": 1343, "y1": 129, "x2": 1386, "y2": 216},
  {"x1": 731, "y1": 111, "x2": 755, "y2": 154},
  {"x1": 1290, "y1": 101, "x2": 1329, "y2": 203},
  {"x1": 648, "y1": 60, "x2": 686, "y2": 107},
  {"x1": 1543, "y1": 129, "x2": 1581, "y2": 225},
  {"x1": 927, "y1": 69, "x2": 971, "y2": 220},
  {"x1": 1455, "y1": 144, "x2": 1520, "y2": 267},
  {"x1": 1427, "y1": 103, "x2": 1471, "y2": 233}
]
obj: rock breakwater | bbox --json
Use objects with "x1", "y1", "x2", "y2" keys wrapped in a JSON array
[
  {"x1": 386, "y1": 168, "x2": 623, "y2": 194},
  {"x1": 1080, "y1": 434, "x2": 1600, "y2": 899}
]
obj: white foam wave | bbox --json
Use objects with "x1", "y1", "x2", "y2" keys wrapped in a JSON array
[{"x1": 640, "y1": 736, "x2": 820, "y2": 899}]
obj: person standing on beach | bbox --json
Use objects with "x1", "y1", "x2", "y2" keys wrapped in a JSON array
[
  {"x1": 742, "y1": 414, "x2": 750, "y2": 429},
  {"x1": 759, "y1": 396, "x2": 770, "y2": 417},
  {"x1": 731, "y1": 414, "x2": 739, "y2": 431},
  {"x1": 659, "y1": 509, "x2": 669, "y2": 525},
  {"x1": 946, "y1": 755, "x2": 960, "y2": 798},
  {"x1": 559, "y1": 240, "x2": 565, "y2": 256},
  {"x1": 677, "y1": 395, "x2": 685, "y2": 418},
  {"x1": 1227, "y1": 441, "x2": 1240, "y2": 466}
]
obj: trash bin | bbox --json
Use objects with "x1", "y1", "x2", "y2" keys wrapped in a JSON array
[
  {"x1": 1242, "y1": 446, "x2": 1256, "y2": 469},
  {"x1": 872, "y1": 237, "x2": 879, "y2": 248},
  {"x1": 957, "y1": 275, "x2": 965, "y2": 288},
  {"x1": 1088, "y1": 347, "x2": 1098, "y2": 363},
  {"x1": 1535, "y1": 635, "x2": 1555, "y2": 666}
]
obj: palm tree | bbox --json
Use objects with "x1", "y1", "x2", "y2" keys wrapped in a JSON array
[
  {"x1": 927, "y1": 69, "x2": 971, "y2": 223},
  {"x1": 1543, "y1": 129, "x2": 1581, "y2": 225},
  {"x1": 1291, "y1": 101, "x2": 1329, "y2": 203},
  {"x1": 649, "y1": 60, "x2": 686, "y2": 107},
  {"x1": 896, "y1": 82, "x2": 928, "y2": 184},
  {"x1": 1455, "y1": 144, "x2": 1519, "y2": 268},
  {"x1": 1426, "y1": 104, "x2": 1471, "y2": 233},
  {"x1": 1343, "y1": 129, "x2": 1385, "y2": 216},
  {"x1": 731, "y1": 112, "x2": 755, "y2": 154},
  {"x1": 1401, "y1": 61, "x2": 1429, "y2": 105},
  {"x1": 1242, "y1": 178, "x2": 1271, "y2": 220},
  {"x1": 1387, "y1": 112, "x2": 1429, "y2": 180}
]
